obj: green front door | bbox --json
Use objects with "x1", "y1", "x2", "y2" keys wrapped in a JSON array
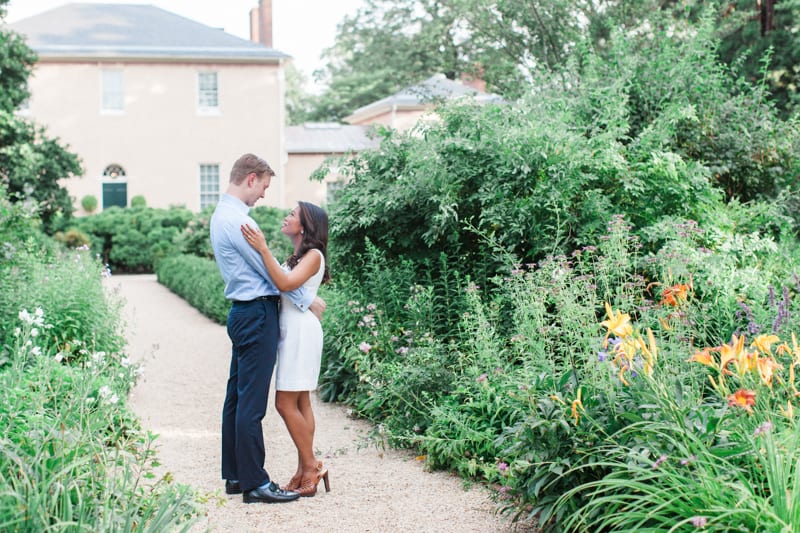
[{"x1": 102, "y1": 182, "x2": 127, "y2": 208}]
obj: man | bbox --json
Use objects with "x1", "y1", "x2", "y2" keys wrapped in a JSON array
[{"x1": 209, "y1": 153, "x2": 322, "y2": 503}]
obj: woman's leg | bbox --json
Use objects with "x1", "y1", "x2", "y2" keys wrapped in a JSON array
[
  {"x1": 275, "y1": 390, "x2": 317, "y2": 475},
  {"x1": 298, "y1": 391, "x2": 316, "y2": 449}
]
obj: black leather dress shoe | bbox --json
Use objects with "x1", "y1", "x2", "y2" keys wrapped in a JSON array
[
  {"x1": 243, "y1": 481, "x2": 300, "y2": 504},
  {"x1": 225, "y1": 480, "x2": 242, "y2": 495}
]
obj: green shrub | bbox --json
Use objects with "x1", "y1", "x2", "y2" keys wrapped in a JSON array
[
  {"x1": 130, "y1": 195, "x2": 147, "y2": 208},
  {"x1": 53, "y1": 227, "x2": 90, "y2": 249},
  {"x1": 81, "y1": 194, "x2": 98, "y2": 213},
  {"x1": 70, "y1": 205, "x2": 194, "y2": 272},
  {"x1": 156, "y1": 254, "x2": 229, "y2": 323},
  {"x1": 2, "y1": 297, "x2": 199, "y2": 532},
  {"x1": 0, "y1": 190, "x2": 200, "y2": 529}
]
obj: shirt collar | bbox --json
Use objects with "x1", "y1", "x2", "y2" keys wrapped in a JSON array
[{"x1": 220, "y1": 193, "x2": 250, "y2": 214}]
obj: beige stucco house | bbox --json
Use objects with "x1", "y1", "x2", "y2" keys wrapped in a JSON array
[
  {"x1": 11, "y1": 3, "x2": 500, "y2": 214},
  {"x1": 285, "y1": 122, "x2": 379, "y2": 206},
  {"x1": 344, "y1": 73, "x2": 502, "y2": 131},
  {"x1": 11, "y1": 2, "x2": 290, "y2": 214}
]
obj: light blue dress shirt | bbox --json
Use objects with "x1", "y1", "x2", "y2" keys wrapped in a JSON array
[{"x1": 210, "y1": 194, "x2": 312, "y2": 311}]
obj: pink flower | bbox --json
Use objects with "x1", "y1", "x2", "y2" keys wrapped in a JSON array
[
  {"x1": 476, "y1": 373, "x2": 488, "y2": 383},
  {"x1": 497, "y1": 462, "x2": 508, "y2": 473},
  {"x1": 690, "y1": 516, "x2": 707, "y2": 528},
  {"x1": 651, "y1": 454, "x2": 668, "y2": 469},
  {"x1": 358, "y1": 342, "x2": 372, "y2": 353}
]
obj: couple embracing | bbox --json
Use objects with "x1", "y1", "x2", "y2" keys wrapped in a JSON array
[{"x1": 210, "y1": 153, "x2": 331, "y2": 504}]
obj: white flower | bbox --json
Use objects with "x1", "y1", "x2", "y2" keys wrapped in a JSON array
[
  {"x1": 54, "y1": 353, "x2": 65, "y2": 363},
  {"x1": 18, "y1": 309, "x2": 31, "y2": 323},
  {"x1": 120, "y1": 357, "x2": 132, "y2": 368},
  {"x1": 13, "y1": 328, "x2": 20, "y2": 337},
  {"x1": 30, "y1": 328, "x2": 38, "y2": 337},
  {"x1": 31, "y1": 346, "x2": 42, "y2": 356},
  {"x1": 98, "y1": 385, "x2": 112, "y2": 399}
]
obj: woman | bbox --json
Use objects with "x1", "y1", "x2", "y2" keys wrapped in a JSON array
[{"x1": 241, "y1": 201, "x2": 331, "y2": 497}]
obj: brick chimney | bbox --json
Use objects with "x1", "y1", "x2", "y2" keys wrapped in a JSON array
[
  {"x1": 249, "y1": 0, "x2": 273, "y2": 47},
  {"x1": 460, "y1": 67, "x2": 486, "y2": 93}
]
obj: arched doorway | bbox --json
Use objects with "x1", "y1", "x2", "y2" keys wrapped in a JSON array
[{"x1": 102, "y1": 164, "x2": 127, "y2": 208}]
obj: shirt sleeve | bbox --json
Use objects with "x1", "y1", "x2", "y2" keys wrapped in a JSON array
[{"x1": 283, "y1": 280, "x2": 314, "y2": 311}]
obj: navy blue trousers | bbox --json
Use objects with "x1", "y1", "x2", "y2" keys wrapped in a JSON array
[{"x1": 221, "y1": 299, "x2": 279, "y2": 492}]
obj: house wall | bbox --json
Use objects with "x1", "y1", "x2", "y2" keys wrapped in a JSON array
[
  {"x1": 284, "y1": 153, "x2": 345, "y2": 208},
  {"x1": 347, "y1": 108, "x2": 428, "y2": 131},
  {"x1": 26, "y1": 60, "x2": 285, "y2": 213}
]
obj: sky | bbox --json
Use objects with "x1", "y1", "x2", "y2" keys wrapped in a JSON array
[{"x1": 4, "y1": 0, "x2": 366, "y2": 92}]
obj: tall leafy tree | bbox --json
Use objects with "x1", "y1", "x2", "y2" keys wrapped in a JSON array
[
  {"x1": 716, "y1": 0, "x2": 800, "y2": 116},
  {"x1": 309, "y1": 0, "x2": 469, "y2": 122},
  {"x1": 0, "y1": 0, "x2": 82, "y2": 232}
]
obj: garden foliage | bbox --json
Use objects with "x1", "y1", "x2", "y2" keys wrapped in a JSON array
[
  {"x1": 0, "y1": 185, "x2": 199, "y2": 531},
  {"x1": 311, "y1": 11, "x2": 800, "y2": 530}
]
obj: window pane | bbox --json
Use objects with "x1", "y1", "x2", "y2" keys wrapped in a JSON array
[
  {"x1": 199, "y1": 164, "x2": 220, "y2": 209},
  {"x1": 326, "y1": 180, "x2": 346, "y2": 205},
  {"x1": 102, "y1": 70, "x2": 124, "y2": 111},
  {"x1": 198, "y1": 72, "x2": 218, "y2": 109}
]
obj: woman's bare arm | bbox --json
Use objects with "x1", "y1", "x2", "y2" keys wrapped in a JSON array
[{"x1": 240, "y1": 223, "x2": 321, "y2": 291}]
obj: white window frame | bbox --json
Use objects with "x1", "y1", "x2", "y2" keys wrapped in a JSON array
[
  {"x1": 101, "y1": 69, "x2": 125, "y2": 113},
  {"x1": 197, "y1": 72, "x2": 220, "y2": 114},
  {"x1": 326, "y1": 180, "x2": 347, "y2": 205},
  {"x1": 15, "y1": 97, "x2": 31, "y2": 116},
  {"x1": 199, "y1": 164, "x2": 220, "y2": 209}
]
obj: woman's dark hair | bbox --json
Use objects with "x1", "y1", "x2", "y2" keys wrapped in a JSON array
[{"x1": 286, "y1": 201, "x2": 331, "y2": 283}]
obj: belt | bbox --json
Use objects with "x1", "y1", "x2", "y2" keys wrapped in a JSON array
[{"x1": 232, "y1": 294, "x2": 280, "y2": 304}]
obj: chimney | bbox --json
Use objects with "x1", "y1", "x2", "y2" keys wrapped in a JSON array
[
  {"x1": 249, "y1": 0, "x2": 273, "y2": 48},
  {"x1": 249, "y1": 7, "x2": 259, "y2": 43},
  {"x1": 460, "y1": 65, "x2": 486, "y2": 93}
]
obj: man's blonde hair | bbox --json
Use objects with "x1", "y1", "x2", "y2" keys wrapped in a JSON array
[{"x1": 229, "y1": 153, "x2": 275, "y2": 184}]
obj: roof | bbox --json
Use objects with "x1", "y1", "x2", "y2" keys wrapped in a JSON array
[
  {"x1": 286, "y1": 123, "x2": 380, "y2": 154},
  {"x1": 345, "y1": 73, "x2": 503, "y2": 124},
  {"x1": 9, "y1": 3, "x2": 288, "y2": 62}
]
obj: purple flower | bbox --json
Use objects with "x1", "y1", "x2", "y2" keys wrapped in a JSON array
[
  {"x1": 497, "y1": 462, "x2": 508, "y2": 473},
  {"x1": 476, "y1": 373, "x2": 488, "y2": 383},
  {"x1": 754, "y1": 421, "x2": 773, "y2": 436},
  {"x1": 597, "y1": 350, "x2": 608, "y2": 362},
  {"x1": 680, "y1": 455, "x2": 697, "y2": 466},
  {"x1": 691, "y1": 516, "x2": 707, "y2": 528},
  {"x1": 651, "y1": 454, "x2": 668, "y2": 469}
]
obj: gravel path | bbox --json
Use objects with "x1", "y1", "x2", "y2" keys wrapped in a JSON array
[{"x1": 113, "y1": 274, "x2": 520, "y2": 532}]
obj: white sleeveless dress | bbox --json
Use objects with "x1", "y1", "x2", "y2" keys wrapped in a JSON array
[{"x1": 275, "y1": 249, "x2": 325, "y2": 391}]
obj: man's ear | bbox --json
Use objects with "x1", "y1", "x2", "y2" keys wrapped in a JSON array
[{"x1": 246, "y1": 172, "x2": 256, "y2": 187}]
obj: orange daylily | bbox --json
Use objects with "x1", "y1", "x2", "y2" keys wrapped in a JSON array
[
  {"x1": 571, "y1": 388, "x2": 583, "y2": 426},
  {"x1": 719, "y1": 335, "x2": 754, "y2": 376},
  {"x1": 600, "y1": 303, "x2": 632, "y2": 339},
  {"x1": 752, "y1": 334, "x2": 780, "y2": 355},
  {"x1": 780, "y1": 400, "x2": 795, "y2": 419},
  {"x1": 661, "y1": 283, "x2": 691, "y2": 307},
  {"x1": 756, "y1": 357, "x2": 783, "y2": 388},
  {"x1": 688, "y1": 347, "x2": 716, "y2": 368},
  {"x1": 727, "y1": 389, "x2": 756, "y2": 413}
]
